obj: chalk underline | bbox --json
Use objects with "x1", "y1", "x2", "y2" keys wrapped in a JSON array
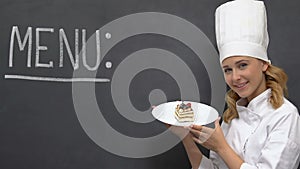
[{"x1": 4, "y1": 75, "x2": 110, "y2": 82}]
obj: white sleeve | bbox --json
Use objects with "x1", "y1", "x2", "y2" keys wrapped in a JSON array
[
  {"x1": 240, "y1": 138, "x2": 300, "y2": 169},
  {"x1": 200, "y1": 106, "x2": 300, "y2": 169},
  {"x1": 196, "y1": 133, "x2": 300, "y2": 169},
  {"x1": 241, "y1": 109, "x2": 300, "y2": 169}
]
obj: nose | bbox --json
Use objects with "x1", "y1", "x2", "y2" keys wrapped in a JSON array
[{"x1": 232, "y1": 69, "x2": 241, "y2": 81}]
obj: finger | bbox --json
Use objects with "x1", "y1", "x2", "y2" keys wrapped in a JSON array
[
  {"x1": 189, "y1": 128, "x2": 201, "y2": 137},
  {"x1": 214, "y1": 116, "x2": 221, "y2": 127},
  {"x1": 190, "y1": 129, "x2": 212, "y2": 142},
  {"x1": 192, "y1": 135, "x2": 204, "y2": 144},
  {"x1": 151, "y1": 105, "x2": 156, "y2": 109},
  {"x1": 198, "y1": 132, "x2": 211, "y2": 142},
  {"x1": 189, "y1": 129, "x2": 198, "y2": 138},
  {"x1": 193, "y1": 133, "x2": 210, "y2": 144},
  {"x1": 183, "y1": 125, "x2": 192, "y2": 130},
  {"x1": 198, "y1": 132, "x2": 207, "y2": 141},
  {"x1": 200, "y1": 126, "x2": 215, "y2": 134},
  {"x1": 190, "y1": 124, "x2": 203, "y2": 131}
]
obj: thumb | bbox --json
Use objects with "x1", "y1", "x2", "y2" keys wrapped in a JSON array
[{"x1": 214, "y1": 116, "x2": 221, "y2": 127}]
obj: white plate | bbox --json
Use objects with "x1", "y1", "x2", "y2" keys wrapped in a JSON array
[{"x1": 151, "y1": 101, "x2": 219, "y2": 126}]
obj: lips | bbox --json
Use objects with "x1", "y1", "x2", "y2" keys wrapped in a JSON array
[{"x1": 234, "y1": 82, "x2": 248, "y2": 89}]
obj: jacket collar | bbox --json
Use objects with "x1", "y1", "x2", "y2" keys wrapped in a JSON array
[{"x1": 236, "y1": 88, "x2": 272, "y2": 116}]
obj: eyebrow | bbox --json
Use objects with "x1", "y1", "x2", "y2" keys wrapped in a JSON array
[{"x1": 222, "y1": 59, "x2": 249, "y2": 69}]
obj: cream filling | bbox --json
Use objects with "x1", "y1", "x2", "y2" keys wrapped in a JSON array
[{"x1": 175, "y1": 110, "x2": 194, "y2": 122}]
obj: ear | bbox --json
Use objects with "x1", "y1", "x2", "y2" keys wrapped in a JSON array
[{"x1": 262, "y1": 61, "x2": 269, "y2": 72}]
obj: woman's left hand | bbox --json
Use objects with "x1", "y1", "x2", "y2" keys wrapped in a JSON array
[{"x1": 189, "y1": 117, "x2": 227, "y2": 153}]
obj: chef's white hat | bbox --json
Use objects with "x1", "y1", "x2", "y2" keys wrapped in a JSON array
[{"x1": 215, "y1": 0, "x2": 271, "y2": 64}]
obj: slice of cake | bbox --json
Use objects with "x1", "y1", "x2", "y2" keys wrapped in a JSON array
[{"x1": 174, "y1": 102, "x2": 194, "y2": 122}]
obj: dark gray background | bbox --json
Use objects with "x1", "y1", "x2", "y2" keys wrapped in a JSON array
[{"x1": 0, "y1": 0, "x2": 299, "y2": 169}]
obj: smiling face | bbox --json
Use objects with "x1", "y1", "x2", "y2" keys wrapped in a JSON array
[{"x1": 222, "y1": 56, "x2": 269, "y2": 102}]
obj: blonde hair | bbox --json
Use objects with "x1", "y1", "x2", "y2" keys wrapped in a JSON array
[{"x1": 223, "y1": 64, "x2": 288, "y2": 123}]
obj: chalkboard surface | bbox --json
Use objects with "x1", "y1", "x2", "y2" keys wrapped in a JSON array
[{"x1": 1, "y1": 0, "x2": 300, "y2": 169}]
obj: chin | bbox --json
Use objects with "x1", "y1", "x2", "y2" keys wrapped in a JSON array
[{"x1": 235, "y1": 91, "x2": 249, "y2": 99}]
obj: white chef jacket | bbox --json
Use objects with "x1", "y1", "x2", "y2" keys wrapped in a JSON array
[{"x1": 198, "y1": 89, "x2": 300, "y2": 169}]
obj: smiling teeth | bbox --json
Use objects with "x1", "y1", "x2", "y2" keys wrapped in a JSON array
[{"x1": 237, "y1": 83, "x2": 246, "y2": 88}]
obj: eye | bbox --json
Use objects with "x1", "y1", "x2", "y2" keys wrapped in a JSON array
[
  {"x1": 239, "y1": 63, "x2": 248, "y2": 69},
  {"x1": 223, "y1": 68, "x2": 232, "y2": 74}
]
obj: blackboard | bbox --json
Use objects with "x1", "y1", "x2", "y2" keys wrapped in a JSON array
[{"x1": 1, "y1": 0, "x2": 300, "y2": 169}]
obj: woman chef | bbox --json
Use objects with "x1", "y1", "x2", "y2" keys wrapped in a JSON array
[{"x1": 172, "y1": 0, "x2": 300, "y2": 168}]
